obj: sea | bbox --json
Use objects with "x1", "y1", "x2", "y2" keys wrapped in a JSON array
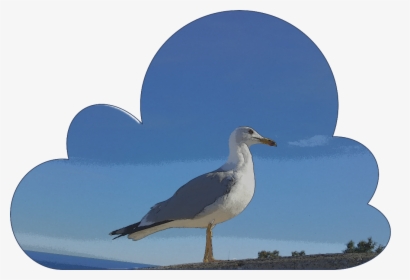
[{"x1": 24, "y1": 250, "x2": 156, "y2": 270}]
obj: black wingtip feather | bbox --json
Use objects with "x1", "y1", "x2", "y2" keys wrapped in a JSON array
[
  {"x1": 109, "y1": 220, "x2": 173, "y2": 240},
  {"x1": 112, "y1": 234, "x2": 126, "y2": 240}
]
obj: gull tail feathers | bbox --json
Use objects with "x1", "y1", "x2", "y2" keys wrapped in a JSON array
[{"x1": 109, "y1": 220, "x2": 173, "y2": 240}]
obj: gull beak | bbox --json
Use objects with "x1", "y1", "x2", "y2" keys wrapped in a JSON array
[{"x1": 259, "y1": 137, "x2": 277, "y2": 147}]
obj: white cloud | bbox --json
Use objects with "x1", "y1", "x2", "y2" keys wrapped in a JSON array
[{"x1": 289, "y1": 135, "x2": 330, "y2": 147}]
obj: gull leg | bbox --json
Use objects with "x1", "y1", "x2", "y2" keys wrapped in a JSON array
[
  {"x1": 208, "y1": 223, "x2": 216, "y2": 262},
  {"x1": 203, "y1": 222, "x2": 217, "y2": 263},
  {"x1": 203, "y1": 222, "x2": 212, "y2": 262}
]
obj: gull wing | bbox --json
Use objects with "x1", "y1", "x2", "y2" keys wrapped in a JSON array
[{"x1": 141, "y1": 169, "x2": 234, "y2": 224}]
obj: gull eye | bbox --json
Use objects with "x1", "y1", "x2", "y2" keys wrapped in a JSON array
[{"x1": 248, "y1": 129, "x2": 254, "y2": 134}]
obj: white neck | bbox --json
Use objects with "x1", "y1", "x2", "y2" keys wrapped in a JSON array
[{"x1": 220, "y1": 138, "x2": 253, "y2": 171}]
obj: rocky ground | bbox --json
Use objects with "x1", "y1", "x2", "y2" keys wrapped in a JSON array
[{"x1": 140, "y1": 252, "x2": 379, "y2": 270}]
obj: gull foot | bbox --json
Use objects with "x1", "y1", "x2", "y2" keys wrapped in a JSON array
[{"x1": 203, "y1": 257, "x2": 222, "y2": 263}]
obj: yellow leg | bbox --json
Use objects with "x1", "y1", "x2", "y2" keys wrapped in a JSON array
[{"x1": 203, "y1": 222, "x2": 216, "y2": 263}]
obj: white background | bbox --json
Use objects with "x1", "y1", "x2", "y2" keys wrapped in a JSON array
[{"x1": 1, "y1": 0, "x2": 409, "y2": 279}]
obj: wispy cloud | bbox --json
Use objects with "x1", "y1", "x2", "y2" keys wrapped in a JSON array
[
  {"x1": 16, "y1": 232, "x2": 345, "y2": 266},
  {"x1": 289, "y1": 135, "x2": 330, "y2": 147}
]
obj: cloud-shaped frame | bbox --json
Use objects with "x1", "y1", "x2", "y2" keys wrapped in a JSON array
[{"x1": 10, "y1": 10, "x2": 390, "y2": 269}]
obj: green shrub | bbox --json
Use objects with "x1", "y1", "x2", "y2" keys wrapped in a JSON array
[
  {"x1": 291, "y1": 250, "x2": 306, "y2": 257},
  {"x1": 375, "y1": 245, "x2": 385, "y2": 254},
  {"x1": 343, "y1": 237, "x2": 385, "y2": 254},
  {"x1": 343, "y1": 240, "x2": 356, "y2": 253},
  {"x1": 258, "y1": 250, "x2": 280, "y2": 259}
]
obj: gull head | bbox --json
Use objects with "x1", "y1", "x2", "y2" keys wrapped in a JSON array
[{"x1": 231, "y1": 126, "x2": 277, "y2": 147}]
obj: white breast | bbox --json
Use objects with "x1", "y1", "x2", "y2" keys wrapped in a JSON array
[{"x1": 224, "y1": 166, "x2": 255, "y2": 214}]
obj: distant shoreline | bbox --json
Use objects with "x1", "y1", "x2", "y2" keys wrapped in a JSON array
[
  {"x1": 24, "y1": 250, "x2": 155, "y2": 270},
  {"x1": 140, "y1": 252, "x2": 379, "y2": 270}
]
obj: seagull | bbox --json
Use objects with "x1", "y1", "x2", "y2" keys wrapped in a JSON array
[{"x1": 109, "y1": 126, "x2": 276, "y2": 262}]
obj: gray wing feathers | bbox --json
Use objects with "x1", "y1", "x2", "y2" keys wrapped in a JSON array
[{"x1": 144, "y1": 171, "x2": 234, "y2": 223}]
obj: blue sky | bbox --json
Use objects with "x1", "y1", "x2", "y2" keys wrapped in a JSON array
[{"x1": 10, "y1": 11, "x2": 390, "y2": 266}]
